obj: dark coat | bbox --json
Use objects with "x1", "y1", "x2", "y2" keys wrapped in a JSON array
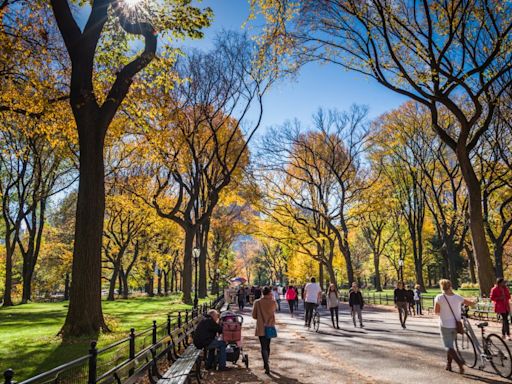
[
  {"x1": 349, "y1": 291, "x2": 364, "y2": 308},
  {"x1": 193, "y1": 315, "x2": 222, "y2": 349}
]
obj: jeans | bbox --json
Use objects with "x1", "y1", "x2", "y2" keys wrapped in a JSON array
[
  {"x1": 415, "y1": 300, "x2": 422, "y2": 315},
  {"x1": 305, "y1": 302, "x2": 317, "y2": 326},
  {"x1": 259, "y1": 336, "x2": 271, "y2": 369},
  {"x1": 501, "y1": 311, "x2": 510, "y2": 336},
  {"x1": 287, "y1": 299, "x2": 295, "y2": 314},
  {"x1": 276, "y1": 299, "x2": 281, "y2": 312},
  {"x1": 238, "y1": 297, "x2": 245, "y2": 310},
  {"x1": 440, "y1": 326, "x2": 457, "y2": 350},
  {"x1": 329, "y1": 306, "x2": 339, "y2": 327},
  {"x1": 351, "y1": 304, "x2": 363, "y2": 326},
  {"x1": 397, "y1": 301, "x2": 408, "y2": 326},
  {"x1": 207, "y1": 339, "x2": 227, "y2": 369}
]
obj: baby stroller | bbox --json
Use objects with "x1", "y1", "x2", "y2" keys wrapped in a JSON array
[{"x1": 221, "y1": 311, "x2": 249, "y2": 368}]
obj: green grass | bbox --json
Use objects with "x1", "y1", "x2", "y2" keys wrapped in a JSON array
[{"x1": 0, "y1": 295, "x2": 210, "y2": 381}]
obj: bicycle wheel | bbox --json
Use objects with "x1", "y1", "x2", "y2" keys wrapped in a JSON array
[
  {"x1": 313, "y1": 312, "x2": 320, "y2": 332},
  {"x1": 487, "y1": 333, "x2": 512, "y2": 378},
  {"x1": 455, "y1": 332, "x2": 477, "y2": 368}
]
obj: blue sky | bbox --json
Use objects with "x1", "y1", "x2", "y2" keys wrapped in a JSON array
[{"x1": 180, "y1": 0, "x2": 408, "y2": 133}]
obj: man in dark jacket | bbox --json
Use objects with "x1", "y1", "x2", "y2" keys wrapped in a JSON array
[
  {"x1": 394, "y1": 281, "x2": 409, "y2": 329},
  {"x1": 193, "y1": 310, "x2": 228, "y2": 371}
]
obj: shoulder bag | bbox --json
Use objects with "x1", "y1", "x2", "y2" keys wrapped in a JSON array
[{"x1": 444, "y1": 294, "x2": 464, "y2": 334}]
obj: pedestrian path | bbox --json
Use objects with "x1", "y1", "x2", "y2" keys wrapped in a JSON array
[{"x1": 204, "y1": 300, "x2": 511, "y2": 383}]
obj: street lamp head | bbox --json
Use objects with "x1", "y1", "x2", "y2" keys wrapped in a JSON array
[
  {"x1": 398, "y1": 258, "x2": 404, "y2": 267},
  {"x1": 192, "y1": 247, "x2": 200, "y2": 259}
]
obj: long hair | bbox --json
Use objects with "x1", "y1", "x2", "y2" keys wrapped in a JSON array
[{"x1": 327, "y1": 283, "x2": 338, "y2": 298}]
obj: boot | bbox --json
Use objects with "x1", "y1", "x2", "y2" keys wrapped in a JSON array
[
  {"x1": 448, "y1": 349, "x2": 464, "y2": 374},
  {"x1": 445, "y1": 351, "x2": 452, "y2": 371}
]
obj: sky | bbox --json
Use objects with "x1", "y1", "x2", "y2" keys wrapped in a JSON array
[{"x1": 179, "y1": 0, "x2": 409, "y2": 134}]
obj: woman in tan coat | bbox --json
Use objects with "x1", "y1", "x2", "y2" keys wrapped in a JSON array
[{"x1": 252, "y1": 286, "x2": 277, "y2": 374}]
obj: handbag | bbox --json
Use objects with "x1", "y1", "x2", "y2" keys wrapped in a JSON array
[
  {"x1": 444, "y1": 294, "x2": 464, "y2": 334},
  {"x1": 264, "y1": 326, "x2": 277, "y2": 339}
]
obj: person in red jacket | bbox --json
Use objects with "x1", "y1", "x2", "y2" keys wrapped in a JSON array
[
  {"x1": 285, "y1": 285, "x2": 298, "y2": 316},
  {"x1": 490, "y1": 277, "x2": 511, "y2": 340}
]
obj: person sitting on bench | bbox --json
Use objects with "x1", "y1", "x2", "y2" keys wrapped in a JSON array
[{"x1": 193, "y1": 309, "x2": 230, "y2": 371}]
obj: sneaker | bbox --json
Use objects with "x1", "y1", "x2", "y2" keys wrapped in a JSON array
[{"x1": 360, "y1": 324, "x2": 364, "y2": 328}]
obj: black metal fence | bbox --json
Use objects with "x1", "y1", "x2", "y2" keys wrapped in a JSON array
[
  {"x1": 3, "y1": 295, "x2": 224, "y2": 384},
  {"x1": 338, "y1": 290, "x2": 436, "y2": 310}
]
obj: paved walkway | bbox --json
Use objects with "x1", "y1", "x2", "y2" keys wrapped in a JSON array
[{"x1": 203, "y1": 301, "x2": 511, "y2": 384}]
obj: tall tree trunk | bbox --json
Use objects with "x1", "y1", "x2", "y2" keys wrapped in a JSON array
[
  {"x1": 21, "y1": 261, "x2": 34, "y2": 304},
  {"x1": 457, "y1": 147, "x2": 494, "y2": 294},
  {"x1": 3, "y1": 239, "x2": 14, "y2": 307},
  {"x1": 318, "y1": 261, "x2": 324, "y2": 290},
  {"x1": 164, "y1": 270, "x2": 169, "y2": 295},
  {"x1": 465, "y1": 244, "x2": 477, "y2": 284},
  {"x1": 170, "y1": 268, "x2": 175, "y2": 293},
  {"x1": 494, "y1": 243, "x2": 504, "y2": 279},
  {"x1": 107, "y1": 263, "x2": 119, "y2": 301},
  {"x1": 157, "y1": 268, "x2": 162, "y2": 296},
  {"x1": 198, "y1": 221, "x2": 209, "y2": 299},
  {"x1": 118, "y1": 272, "x2": 123, "y2": 297},
  {"x1": 373, "y1": 251, "x2": 382, "y2": 291},
  {"x1": 64, "y1": 272, "x2": 70, "y2": 300},
  {"x1": 182, "y1": 229, "x2": 193, "y2": 304},
  {"x1": 120, "y1": 269, "x2": 129, "y2": 299},
  {"x1": 61, "y1": 123, "x2": 108, "y2": 336}
]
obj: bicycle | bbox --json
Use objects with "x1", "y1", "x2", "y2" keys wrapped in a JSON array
[
  {"x1": 312, "y1": 304, "x2": 321, "y2": 332},
  {"x1": 456, "y1": 306, "x2": 512, "y2": 378}
]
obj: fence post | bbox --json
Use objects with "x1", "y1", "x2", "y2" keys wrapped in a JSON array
[
  {"x1": 152, "y1": 320, "x2": 157, "y2": 345},
  {"x1": 129, "y1": 328, "x2": 135, "y2": 376},
  {"x1": 167, "y1": 314, "x2": 172, "y2": 335},
  {"x1": 185, "y1": 310, "x2": 189, "y2": 323},
  {"x1": 88, "y1": 341, "x2": 97, "y2": 384},
  {"x1": 177, "y1": 312, "x2": 182, "y2": 328},
  {"x1": 4, "y1": 369, "x2": 14, "y2": 384},
  {"x1": 385, "y1": 294, "x2": 388, "y2": 305}
]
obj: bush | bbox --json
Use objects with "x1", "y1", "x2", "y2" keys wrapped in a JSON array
[{"x1": 460, "y1": 283, "x2": 480, "y2": 289}]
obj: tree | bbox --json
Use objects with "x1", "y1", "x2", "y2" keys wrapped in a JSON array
[
  {"x1": 50, "y1": 0, "x2": 211, "y2": 336},
  {"x1": 258, "y1": 107, "x2": 369, "y2": 285},
  {"x1": 253, "y1": 0, "x2": 512, "y2": 294},
  {"x1": 478, "y1": 108, "x2": 512, "y2": 278},
  {"x1": 132, "y1": 32, "x2": 269, "y2": 303}
]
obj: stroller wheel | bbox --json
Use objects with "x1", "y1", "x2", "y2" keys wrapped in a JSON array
[{"x1": 244, "y1": 354, "x2": 249, "y2": 368}]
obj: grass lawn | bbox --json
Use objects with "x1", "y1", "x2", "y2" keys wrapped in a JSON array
[{"x1": 0, "y1": 295, "x2": 210, "y2": 380}]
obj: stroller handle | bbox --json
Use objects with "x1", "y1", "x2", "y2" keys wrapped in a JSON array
[{"x1": 220, "y1": 311, "x2": 244, "y2": 324}]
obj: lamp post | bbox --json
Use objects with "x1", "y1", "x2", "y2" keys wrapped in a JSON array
[
  {"x1": 398, "y1": 258, "x2": 404, "y2": 282},
  {"x1": 192, "y1": 247, "x2": 200, "y2": 309}
]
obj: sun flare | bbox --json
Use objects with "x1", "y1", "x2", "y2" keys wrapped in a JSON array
[{"x1": 124, "y1": 0, "x2": 141, "y2": 8}]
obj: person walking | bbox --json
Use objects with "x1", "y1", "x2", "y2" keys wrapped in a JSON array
[
  {"x1": 327, "y1": 283, "x2": 340, "y2": 329},
  {"x1": 394, "y1": 281, "x2": 409, "y2": 329},
  {"x1": 490, "y1": 278, "x2": 511, "y2": 341},
  {"x1": 285, "y1": 285, "x2": 297, "y2": 316},
  {"x1": 304, "y1": 277, "x2": 322, "y2": 328},
  {"x1": 272, "y1": 286, "x2": 281, "y2": 312},
  {"x1": 252, "y1": 286, "x2": 278, "y2": 375},
  {"x1": 237, "y1": 286, "x2": 246, "y2": 311},
  {"x1": 414, "y1": 284, "x2": 423, "y2": 315},
  {"x1": 349, "y1": 283, "x2": 364, "y2": 328},
  {"x1": 434, "y1": 279, "x2": 474, "y2": 374}
]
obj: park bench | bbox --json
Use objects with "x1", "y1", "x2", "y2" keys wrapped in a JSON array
[
  {"x1": 157, "y1": 345, "x2": 202, "y2": 384},
  {"x1": 471, "y1": 300, "x2": 498, "y2": 321}
]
